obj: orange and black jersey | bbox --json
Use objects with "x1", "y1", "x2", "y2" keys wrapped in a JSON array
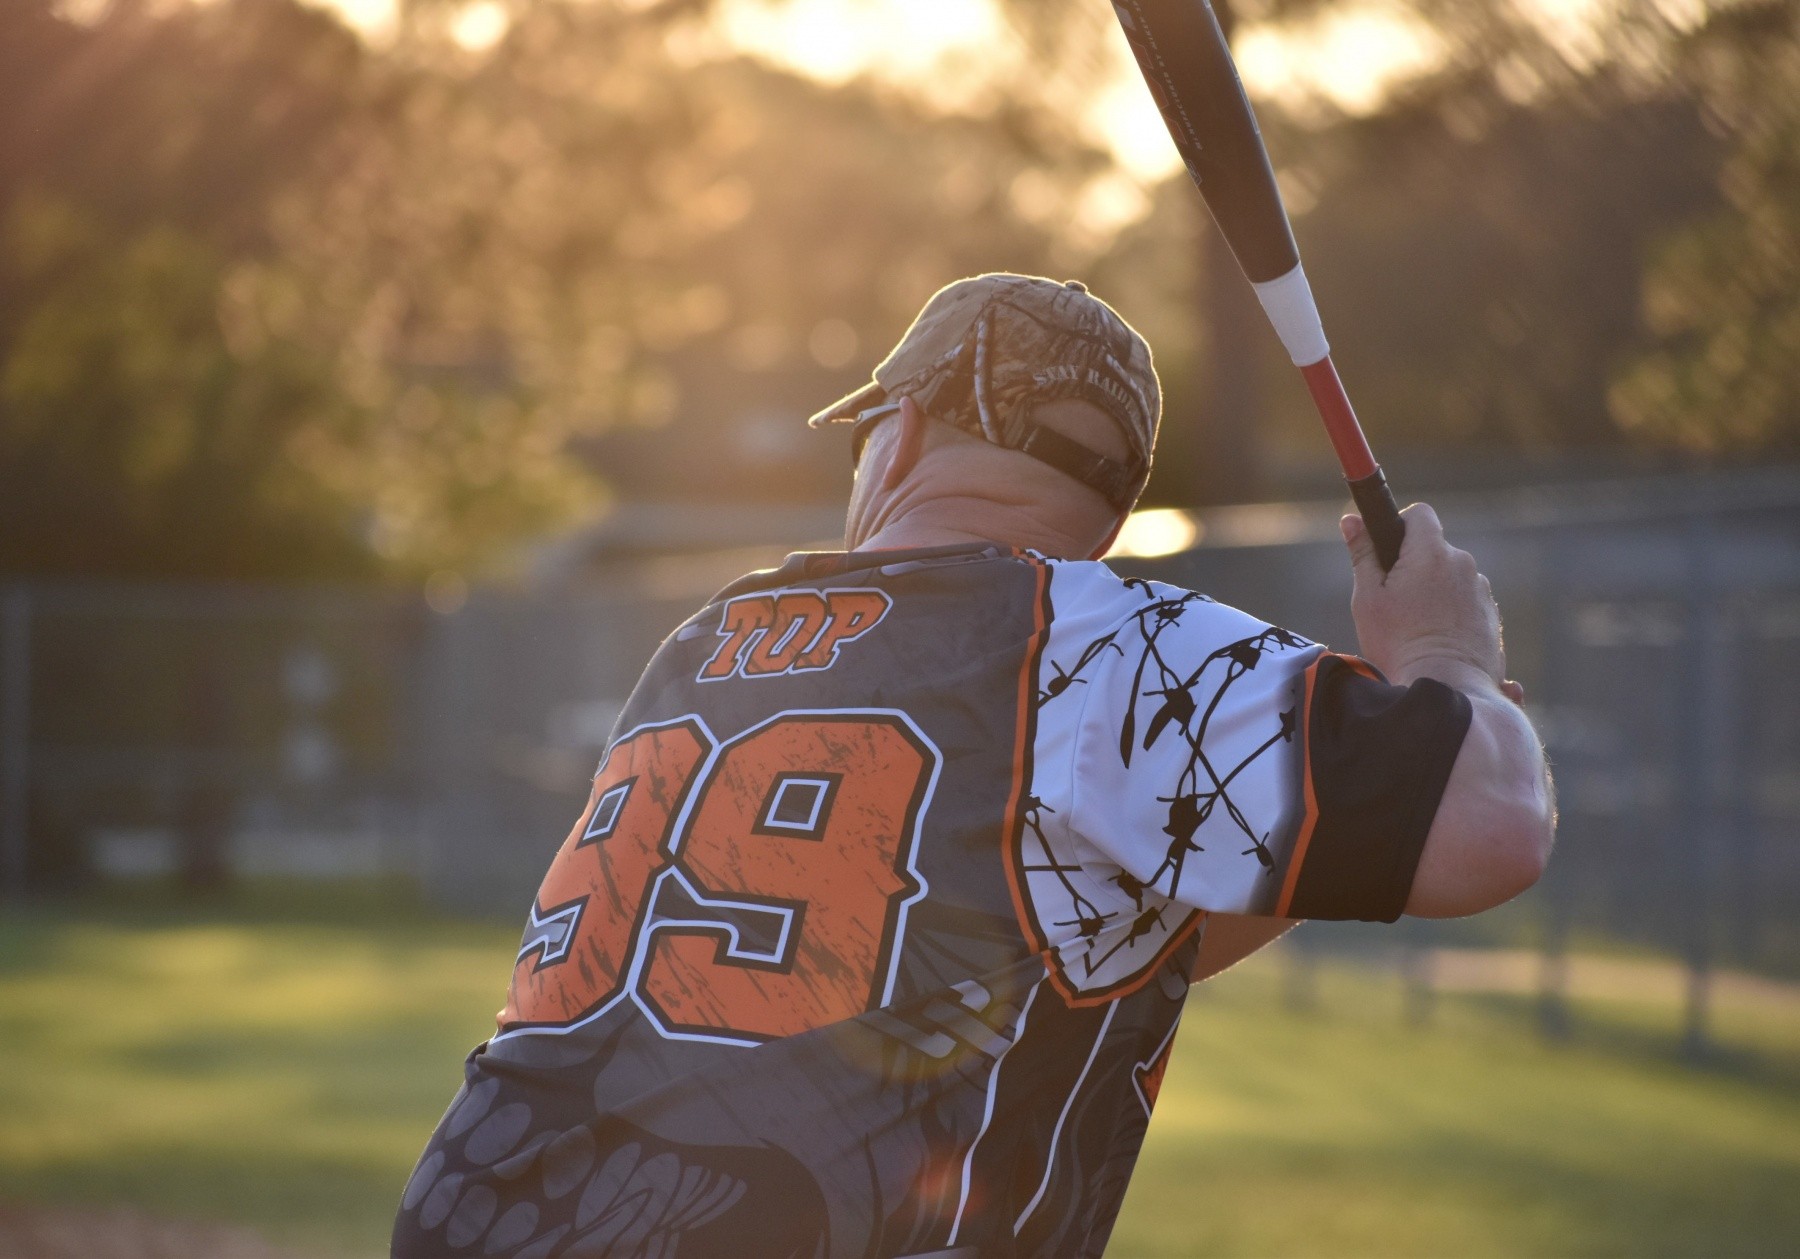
[{"x1": 393, "y1": 544, "x2": 1470, "y2": 1259}]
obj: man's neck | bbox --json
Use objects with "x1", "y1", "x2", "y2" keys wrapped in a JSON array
[
  {"x1": 853, "y1": 499, "x2": 1101, "y2": 561},
  {"x1": 854, "y1": 522, "x2": 1000, "y2": 553}
]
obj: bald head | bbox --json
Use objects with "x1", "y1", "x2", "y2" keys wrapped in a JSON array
[{"x1": 845, "y1": 395, "x2": 1138, "y2": 559}]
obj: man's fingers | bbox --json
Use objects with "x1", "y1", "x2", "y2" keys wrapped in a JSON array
[
  {"x1": 1339, "y1": 514, "x2": 1378, "y2": 575},
  {"x1": 1398, "y1": 501, "x2": 1444, "y2": 542}
]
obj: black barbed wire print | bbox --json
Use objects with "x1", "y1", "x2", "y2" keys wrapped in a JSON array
[
  {"x1": 1020, "y1": 791, "x2": 1117, "y2": 946},
  {"x1": 1034, "y1": 581, "x2": 1312, "y2": 965},
  {"x1": 1035, "y1": 627, "x2": 1125, "y2": 706}
]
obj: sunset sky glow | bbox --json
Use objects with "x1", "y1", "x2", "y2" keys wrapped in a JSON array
[{"x1": 300, "y1": 0, "x2": 1458, "y2": 183}]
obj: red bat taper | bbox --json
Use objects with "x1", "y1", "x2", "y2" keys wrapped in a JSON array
[{"x1": 1111, "y1": 0, "x2": 1406, "y2": 570}]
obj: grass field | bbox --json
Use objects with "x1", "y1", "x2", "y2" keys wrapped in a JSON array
[{"x1": 2, "y1": 886, "x2": 1797, "y2": 1258}]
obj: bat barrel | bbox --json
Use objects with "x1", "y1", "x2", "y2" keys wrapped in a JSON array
[{"x1": 1113, "y1": 0, "x2": 1302, "y2": 284}]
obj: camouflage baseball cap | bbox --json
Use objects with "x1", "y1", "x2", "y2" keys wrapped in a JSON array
[{"x1": 807, "y1": 273, "x2": 1161, "y2": 511}]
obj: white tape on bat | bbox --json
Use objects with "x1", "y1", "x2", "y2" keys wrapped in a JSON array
[{"x1": 1251, "y1": 263, "x2": 1329, "y2": 368}]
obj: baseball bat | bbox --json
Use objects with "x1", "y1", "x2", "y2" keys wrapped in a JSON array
[{"x1": 1110, "y1": 0, "x2": 1406, "y2": 570}]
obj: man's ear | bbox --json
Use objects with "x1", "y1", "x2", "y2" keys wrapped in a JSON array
[{"x1": 880, "y1": 396, "x2": 930, "y2": 493}]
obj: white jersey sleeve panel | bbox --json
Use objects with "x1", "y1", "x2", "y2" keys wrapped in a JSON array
[
  {"x1": 1069, "y1": 582, "x2": 1319, "y2": 915},
  {"x1": 1021, "y1": 561, "x2": 1320, "y2": 1001},
  {"x1": 1042, "y1": 563, "x2": 1320, "y2": 912}
]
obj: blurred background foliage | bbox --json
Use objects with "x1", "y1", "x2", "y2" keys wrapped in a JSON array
[{"x1": 0, "y1": 0, "x2": 1795, "y2": 584}]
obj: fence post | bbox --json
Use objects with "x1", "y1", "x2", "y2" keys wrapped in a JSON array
[
  {"x1": 1537, "y1": 532, "x2": 1572, "y2": 1040},
  {"x1": 1282, "y1": 928, "x2": 1318, "y2": 1013},
  {"x1": 1727, "y1": 599, "x2": 1765, "y2": 971},
  {"x1": 1538, "y1": 882, "x2": 1573, "y2": 1040},
  {"x1": 1401, "y1": 919, "x2": 1436, "y2": 1028},
  {"x1": 1678, "y1": 512, "x2": 1724, "y2": 1062},
  {"x1": 2, "y1": 588, "x2": 30, "y2": 903}
]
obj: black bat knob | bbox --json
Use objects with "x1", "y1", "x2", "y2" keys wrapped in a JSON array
[{"x1": 1348, "y1": 468, "x2": 1406, "y2": 572}]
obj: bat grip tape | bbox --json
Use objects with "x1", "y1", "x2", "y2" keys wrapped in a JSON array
[{"x1": 1348, "y1": 467, "x2": 1406, "y2": 572}]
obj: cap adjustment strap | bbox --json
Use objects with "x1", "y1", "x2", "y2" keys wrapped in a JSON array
[{"x1": 1013, "y1": 421, "x2": 1138, "y2": 511}]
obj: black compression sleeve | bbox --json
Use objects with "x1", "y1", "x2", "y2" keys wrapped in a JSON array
[{"x1": 1286, "y1": 656, "x2": 1473, "y2": 923}]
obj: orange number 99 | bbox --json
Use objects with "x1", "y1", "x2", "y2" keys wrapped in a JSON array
[{"x1": 500, "y1": 711, "x2": 937, "y2": 1043}]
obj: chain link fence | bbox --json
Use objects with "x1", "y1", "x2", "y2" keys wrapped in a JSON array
[{"x1": 3, "y1": 470, "x2": 1797, "y2": 1054}]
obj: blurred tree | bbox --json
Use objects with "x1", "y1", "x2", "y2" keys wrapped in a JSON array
[
  {"x1": 0, "y1": 0, "x2": 390, "y2": 580},
  {"x1": 1611, "y1": 1, "x2": 1800, "y2": 454},
  {"x1": 1, "y1": 195, "x2": 377, "y2": 579},
  {"x1": 1290, "y1": 82, "x2": 1717, "y2": 460},
  {"x1": 0, "y1": 0, "x2": 749, "y2": 580},
  {"x1": 584, "y1": 52, "x2": 1115, "y2": 505},
  {"x1": 0, "y1": 0, "x2": 1122, "y2": 574},
  {"x1": 3, "y1": 0, "x2": 1786, "y2": 587}
]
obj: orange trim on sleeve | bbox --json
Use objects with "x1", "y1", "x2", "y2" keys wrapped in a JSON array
[
  {"x1": 1273, "y1": 655, "x2": 1326, "y2": 917},
  {"x1": 1000, "y1": 556, "x2": 1055, "y2": 958},
  {"x1": 1272, "y1": 651, "x2": 1380, "y2": 916},
  {"x1": 1057, "y1": 908, "x2": 1203, "y2": 1008},
  {"x1": 996, "y1": 558, "x2": 1204, "y2": 1008}
]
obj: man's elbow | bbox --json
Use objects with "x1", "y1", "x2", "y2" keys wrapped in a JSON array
[
  {"x1": 1406, "y1": 788, "x2": 1556, "y2": 918},
  {"x1": 1484, "y1": 795, "x2": 1555, "y2": 906}
]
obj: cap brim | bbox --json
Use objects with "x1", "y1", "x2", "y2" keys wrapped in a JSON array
[{"x1": 806, "y1": 380, "x2": 886, "y2": 429}]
